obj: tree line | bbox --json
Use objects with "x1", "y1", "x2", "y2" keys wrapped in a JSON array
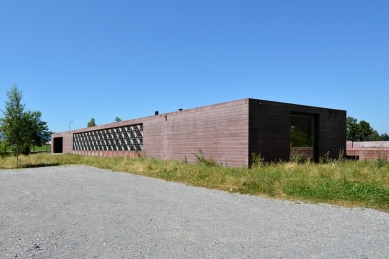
[
  {"x1": 0, "y1": 85, "x2": 52, "y2": 165},
  {"x1": 86, "y1": 116, "x2": 121, "y2": 128},
  {"x1": 347, "y1": 116, "x2": 389, "y2": 141}
]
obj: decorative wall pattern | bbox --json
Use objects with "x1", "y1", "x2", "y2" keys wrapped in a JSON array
[{"x1": 73, "y1": 124, "x2": 143, "y2": 151}]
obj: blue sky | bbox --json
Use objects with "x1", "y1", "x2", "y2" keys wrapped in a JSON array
[{"x1": 1, "y1": 1, "x2": 388, "y2": 134}]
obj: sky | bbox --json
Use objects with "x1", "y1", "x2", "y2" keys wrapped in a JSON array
[{"x1": 1, "y1": 1, "x2": 388, "y2": 134}]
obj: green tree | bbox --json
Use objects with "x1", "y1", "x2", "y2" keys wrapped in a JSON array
[
  {"x1": 0, "y1": 140, "x2": 8, "y2": 158},
  {"x1": 358, "y1": 120, "x2": 373, "y2": 141},
  {"x1": 347, "y1": 116, "x2": 382, "y2": 141},
  {"x1": 24, "y1": 111, "x2": 51, "y2": 151},
  {"x1": 380, "y1": 133, "x2": 389, "y2": 141},
  {"x1": 0, "y1": 85, "x2": 51, "y2": 163},
  {"x1": 115, "y1": 117, "x2": 121, "y2": 122},
  {"x1": 346, "y1": 116, "x2": 359, "y2": 141},
  {"x1": 0, "y1": 85, "x2": 29, "y2": 165},
  {"x1": 87, "y1": 118, "x2": 96, "y2": 127},
  {"x1": 367, "y1": 130, "x2": 381, "y2": 141}
]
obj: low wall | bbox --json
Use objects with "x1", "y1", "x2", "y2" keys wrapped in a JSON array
[
  {"x1": 346, "y1": 141, "x2": 389, "y2": 161},
  {"x1": 291, "y1": 147, "x2": 313, "y2": 159}
]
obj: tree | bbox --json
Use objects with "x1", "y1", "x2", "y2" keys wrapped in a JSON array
[
  {"x1": 115, "y1": 117, "x2": 121, "y2": 122},
  {"x1": 346, "y1": 116, "x2": 387, "y2": 141},
  {"x1": 381, "y1": 133, "x2": 389, "y2": 141},
  {"x1": 24, "y1": 111, "x2": 51, "y2": 152},
  {"x1": 0, "y1": 85, "x2": 28, "y2": 165},
  {"x1": 358, "y1": 120, "x2": 373, "y2": 141},
  {"x1": 0, "y1": 85, "x2": 51, "y2": 164},
  {"x1": 366, "y1": 130, "x2": 381, "y2": 141},
  {"x1": 346, "y1": 116, "x2": 359, "y2": 141},
  {"x1": 87, "y1": 118, "x2": 96, "y2": 127}
]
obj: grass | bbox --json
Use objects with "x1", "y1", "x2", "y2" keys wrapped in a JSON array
[
  {"x1": 1, "y1": 152, "x2": 389, "y2": 212},
  {"x1": 32, "y1": 144, "x2": 51, "y2": 152}
]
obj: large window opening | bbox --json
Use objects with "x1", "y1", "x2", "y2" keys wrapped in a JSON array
[
  {"x1": 53, "y1": 137, "x2": 63, "y2": 153},
  {"x1": 290, "y1": 114, "x2": 315, "y2": 160}
]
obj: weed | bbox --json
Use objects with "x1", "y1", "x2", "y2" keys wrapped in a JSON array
[
  {"x1": 251, "y1": 153, "x2": 264, "y2": 168},
  {"x1": 338, "y1": 149, "x2": 345, "y2": 162},
  {"x1": 376, "y1": 152, "x2": 386, "y2": 168},
  {"x1": 182, "y1": 155, "x2": 188, "y2": 165},
  {"x1": 290, "y1": 148, "x2": 303, "y2": 163},
  {"x1": 194, "y1": 149, "x2": 218, "y2": 167},
  {"x1": 319, "y1": 151, "x2": 333, "y2": 164}
]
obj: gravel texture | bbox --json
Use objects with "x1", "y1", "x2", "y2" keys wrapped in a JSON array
[{"x1": 1, "y1": 165, "x2": 388, "y2": 258}]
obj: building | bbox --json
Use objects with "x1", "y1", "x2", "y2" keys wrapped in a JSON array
[
  {"x1": 346, "y1": 141, "x2": 389, "y2": 161},
  {"x1": 51, "y1": 98, "x2": 346, "y2": 167}
]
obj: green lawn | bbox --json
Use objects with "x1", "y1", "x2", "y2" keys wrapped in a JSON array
[{"x1": 32, "y1": 144, "x2": 51, "y2": 152}]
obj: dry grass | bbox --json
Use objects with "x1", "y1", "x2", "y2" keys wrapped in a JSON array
[{"x1": 1, "y1": 153, "x2": 389, "y2": 212}]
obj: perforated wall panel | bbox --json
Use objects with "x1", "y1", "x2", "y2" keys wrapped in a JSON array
[{"x1": 73, "y1": 124, "x2": 143, "y2": 151}]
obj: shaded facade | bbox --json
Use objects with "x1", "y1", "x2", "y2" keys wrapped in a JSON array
[{"x1": 51, "y1": 98, "x2": 346, "y2": 167}]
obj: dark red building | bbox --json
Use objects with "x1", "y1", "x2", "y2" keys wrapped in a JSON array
[{"x1": 51, "y1": 98, "x2": 346, "y2": 167}]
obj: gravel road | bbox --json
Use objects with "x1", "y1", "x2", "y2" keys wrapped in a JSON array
[{"x1": 1, "y1": 165, "x2": 388, "y2": 258}]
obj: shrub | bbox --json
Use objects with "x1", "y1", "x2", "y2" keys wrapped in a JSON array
[
  {"x1": 376, "y1": 152, "x2": 386, "y2": 168},
  {"x1": 251, "y1": 153, "x2": 264, "y2": 168},
  {"x1": 0, "y1": 141, "x2": 8, "y2": 158},
  {"x1": 194, "y1": 149, "x2": 218, "y2": 167}
]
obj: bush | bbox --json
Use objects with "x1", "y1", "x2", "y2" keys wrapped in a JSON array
[
  {"x1": 0, "y1": 141, "x2": 8, "y2": 158},
  {"x1": 251, "y1": 153, "x2": 264, "y2": 168},
  {"x1": 21, "y1": 144, "x2": 31, "y2": 155},
  {"x1": 376, "y1": 152, "x2": 387, "y2": 168}
]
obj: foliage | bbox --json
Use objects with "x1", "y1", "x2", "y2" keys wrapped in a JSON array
[
  {"x1": 115, "y1": 117, "x2": 121, "y2": 122},
  {"x1": 20, "y1": 143, "x2": 31, "y2": 155},
  {"x1": 376, "y1": 152, "x2": 387, "y2": 168},
  {"x1": 380, "y1": 133, "x2": 389, "y2": 141},
  {"x1": 0, "y1": 141, "x2": 8, "y2": 158},
  {"x1": 24, "y1": 110, "x2": 51, "y2": 147},
  {"x1": 0, "y1": 85, "x2": 28, "y2": 165},
  {"x1": 251, "y1": 153, "x2": 264, "y2": 168},
  {"x1": 194, "y1": 149, "x2": 218, "y2": 167},
  {"x1": 358, "y1": 120, "x2": 373, "y2": 141},
  {"x1": 33, "y1": 144, "x2": 51, "y2": 152},
  {"x1": 290, "y1": 128, "x2": 312, "y2": 147},
  {"x1": 367, "y1": 130, "x2": 381, "y2": 141},
  {"x1": 347, "y1": 116, "x2": 389, "y2": 141},
  {"x1": 346, "y1": 116, "x2": 359, "y2": 141},
  {"x1": 0, "y1": 85, "x2": 50, "y2": 166},
  {"x1": 290, "y1": 115, "x2": 313, "y2": 147},
  {"x1": 87, "y1": 118, "x2": 96, "y2": 127}
]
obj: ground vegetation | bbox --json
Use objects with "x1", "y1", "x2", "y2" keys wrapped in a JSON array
[{"x1": 1, "y1": 152, "x2": 388, "y2": 212}]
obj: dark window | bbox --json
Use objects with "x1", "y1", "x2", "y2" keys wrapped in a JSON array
[
  {"x1": 53, "y1": 137, "x2": 63, "y2": 153},
  {"x1": 290, "y1": 114, "x2": 315, "y2": 160}
]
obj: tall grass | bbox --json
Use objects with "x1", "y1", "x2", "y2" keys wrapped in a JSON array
[{"x1": 1, "y1": 153, "x2": 388, "y2": 212}]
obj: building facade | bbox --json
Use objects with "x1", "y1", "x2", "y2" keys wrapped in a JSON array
[
  {"x1": 51, "y1": 98, "x2": 346, "y2": 167},
  {"x1": 346, "y1": 141, "x2": 389, "y2": 160}
]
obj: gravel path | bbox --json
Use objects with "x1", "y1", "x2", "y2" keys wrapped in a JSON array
[{"x1": 1, "y1": 165, "x2": 388, "y2": 258}]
